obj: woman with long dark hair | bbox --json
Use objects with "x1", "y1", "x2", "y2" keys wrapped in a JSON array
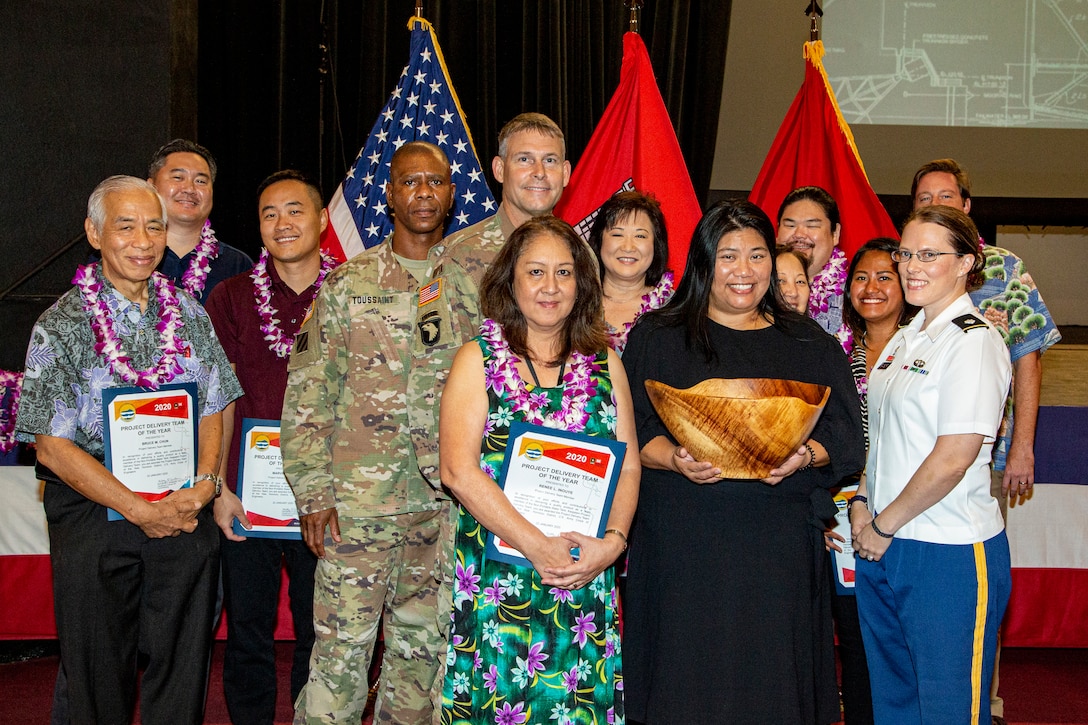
[
  {"x1": 622, "y1": 200, "x2": 865, "y2": 723},
  {"x1": 827, "y1": 237, "x2": 919, "y2": 725},
  {"x1": 438, "y1": 216, "x2": 640, "y2": 724}
]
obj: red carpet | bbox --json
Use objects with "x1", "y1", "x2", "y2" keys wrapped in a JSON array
[{"x1": 1, "y1": 644, "x2": 1085, "y2": 723}]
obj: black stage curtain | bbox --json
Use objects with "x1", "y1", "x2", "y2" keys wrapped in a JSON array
[{"x1": 197, "y1": 0, "x2": 731, "y2": 255}]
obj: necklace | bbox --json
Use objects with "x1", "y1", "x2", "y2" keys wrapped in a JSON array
[
  {"x1": 808, "y1": 247, "x2": 848, "y2": 317},
  {"x1": 523, "y1": 357, "x2": 566, "y2": 388},
  {"x1": 608, "y1": 271, "x2": 675, "y2": 351},
  {"x1": 73, "y1": 264, "x2": 185, "y2": 387},
  {"x1": 178, "y1": 220, "x2": 221, "y2": 298},
  {"x1": 251, "y1": 249, "x2": 337, "y2": 358},
  {"x1": 0, "y1": 369, "x2": 23, "y2": 454},
  {"x1": 479, "y1": 318, "x2": 598, "y2": 432}
]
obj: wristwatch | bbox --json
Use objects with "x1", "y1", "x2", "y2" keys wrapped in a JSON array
[{"x1": 194, "y1": 473, "x2": 223, "y2": 498}]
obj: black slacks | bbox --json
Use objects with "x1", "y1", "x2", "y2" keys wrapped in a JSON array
[
  {"x1": 220, "y1": 534, "x2": 317, "y2": 725},
  {"x1": 44, "y1": 482, "x2": 218, "y2": 725}
]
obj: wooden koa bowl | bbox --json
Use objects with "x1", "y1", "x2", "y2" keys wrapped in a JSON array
[{"x1": 644, "y1": 377, "x2": 830, "y2": 479}]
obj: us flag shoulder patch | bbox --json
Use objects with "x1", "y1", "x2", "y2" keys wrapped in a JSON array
[{"x1": 419, "y1": 278, "x2": 442, "y2": 307}]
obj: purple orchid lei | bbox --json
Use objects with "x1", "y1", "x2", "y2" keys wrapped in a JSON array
[
  {"x1": 178, "y1": 220, "x2": 221, "y2": 298},
  {"x1": 807, "y1": 246, "x2": 848, "y2": 317},
  {"x1": 0, "y1": 369, "x2": 23, "y2": 453},
  {"x1": 479, "y1": 318, "x2": 598, "y2": 433},
  {"x1": 608, "y1": 270, "x2": 675, "y2": 351},
  {"x1": 251, "y1": 249, "x2": 336, "y2": 358},
  {"x1": 73, "y1": 264, "x2": 185, "y2": 387}
]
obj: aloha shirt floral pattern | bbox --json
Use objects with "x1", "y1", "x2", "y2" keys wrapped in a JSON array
[
  {"x1": 16, "y1": 269, "x2": 241, "y2": 458},
  {"x1": 970, "y1": 245, "x2": 1061, "y2": 470}
]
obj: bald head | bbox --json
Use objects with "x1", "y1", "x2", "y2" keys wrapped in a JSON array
[{"x1": 386, "y1": 141, "x2": 455, "y2": 255}]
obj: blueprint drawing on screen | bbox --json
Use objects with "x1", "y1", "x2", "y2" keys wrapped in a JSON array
[{"x1": 822, "y1": 0, "x2": 1088, "y2": 128}]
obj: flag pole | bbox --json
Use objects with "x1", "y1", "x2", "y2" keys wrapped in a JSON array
[
  {"x1": 415, "y1": 0, "x2": 423, "y2": 17},
  {"x1": 806, "y1": 0, "x2": 823, "y2": 41},
  {"x1": 625, "y1": 0, "x2": 644, "y2": 34}
]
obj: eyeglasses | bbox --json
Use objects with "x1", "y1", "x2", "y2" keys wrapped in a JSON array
[{"x1": 890, "y1": 249, "x2": 964, "y2": 263}]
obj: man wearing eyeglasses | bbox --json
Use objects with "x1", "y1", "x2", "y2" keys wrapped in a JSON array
[{"x1": 910, "y1": 158, "x2": 1062, "y2": 725}]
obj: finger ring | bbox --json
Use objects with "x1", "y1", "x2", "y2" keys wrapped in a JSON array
[{"x1": 867, "y1": 555, "x2": 874, "y2": 561}]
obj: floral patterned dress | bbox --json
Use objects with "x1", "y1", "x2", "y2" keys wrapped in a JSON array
[{"x1": 441, "y1": 337, "x2": 624, "y2": 725}]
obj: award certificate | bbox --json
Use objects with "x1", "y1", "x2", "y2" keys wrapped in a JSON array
[
  {"x1": 485, "y1": 421, "x2": 626, "y2": 568},
  {"x1": 830, "y1": 483, "x2": 861, "y2": 594},
  {"x1": 233, "y1": 418, "x2": 301, "y2": 539},
  {"x1": 102, "y1": 383, "x2": 199, "y2": 521}
]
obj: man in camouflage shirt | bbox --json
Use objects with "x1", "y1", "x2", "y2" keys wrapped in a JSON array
[
  {"x1": 427, "y1": 112, "x2": 570, "y2": 305},
  {"x1": 281, "y1": 142, "x2": 461, "y2": 724}
]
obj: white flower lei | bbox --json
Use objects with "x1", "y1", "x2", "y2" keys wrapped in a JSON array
[
  {"x1": 178, "y1": 220, "x2": 221, "y2": 298},
  {"x1": 251, "y1": 249, "x2": 337, "y2": 358},
  {"x1": 807, "y1": 246, "x2": 848, "y2": 317},
  {"x1": 608, "y1": 270, "x2": 675, "y2": 351},
  {"x1": 73, "y1": 264, "x2": 185, "y2": 387},
  {"x1": 479, "y1": 319, "x2": 599, "y2": 432}
]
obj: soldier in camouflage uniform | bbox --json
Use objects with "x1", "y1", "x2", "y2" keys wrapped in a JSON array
[
  {"x1": 428, "y1": 112, "x2": 571, "y2": 298},
  {"x1": 282, "y1": 142, "x2": 462, "y2": 724}
]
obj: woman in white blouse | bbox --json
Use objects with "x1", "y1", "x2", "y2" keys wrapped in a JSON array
[{"x1": 851, "y1": 204, "x2": 1012, "y2": 725}]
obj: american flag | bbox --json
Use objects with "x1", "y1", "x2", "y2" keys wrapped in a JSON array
[
  {"x1": 418, "y1": 278, "x2": 441, "y2": 307},
  {"x1": 323, "y1": 16, "x2": 496, "y2": 263}
]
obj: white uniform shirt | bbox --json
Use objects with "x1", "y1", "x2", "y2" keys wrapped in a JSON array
[{"x1": 866, "y1": 294, "x2": 1011, "y2": 544}]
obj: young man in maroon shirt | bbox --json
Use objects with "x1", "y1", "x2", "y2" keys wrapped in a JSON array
[{"x1": 205, "y1": 170, "x2": 330, "y2": 725}]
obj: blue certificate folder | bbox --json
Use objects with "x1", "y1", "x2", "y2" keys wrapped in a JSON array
[
  {"x1": 232, "y1": 418, "x2": 302, "y2": 540},
  {"x1": 484, "y1": 420, "x2": 626, "y2": 569},
  {"x1": 102, "y1": 382, "x2": 199, "y2": 522}
]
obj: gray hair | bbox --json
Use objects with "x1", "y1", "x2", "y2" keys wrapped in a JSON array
[{"x1": 87, "y1": 176, "x2": 168, "y2": 233}]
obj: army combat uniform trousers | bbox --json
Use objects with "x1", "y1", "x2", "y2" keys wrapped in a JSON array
[{"x1": 294, "y1": 507, "x2": 448, "y2": 725}]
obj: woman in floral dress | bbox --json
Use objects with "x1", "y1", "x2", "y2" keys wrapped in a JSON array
[
  {"x1": 438, "y1": 216, "x2": 641, "y2": 725},
  {"x1": 586, "y1": 191, "x2": 674, "y2": 356}
]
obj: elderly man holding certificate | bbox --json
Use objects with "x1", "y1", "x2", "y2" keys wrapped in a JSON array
[
  {"x1": 437, "y1": 216, "x2": 640, "y2": 725},
  {"x1": 15, "y1": 175, "x2": 242, "y2": 724}
]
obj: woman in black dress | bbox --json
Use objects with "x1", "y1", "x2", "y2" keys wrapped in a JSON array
[{"x1": 622, "y1": 200, "x2": 865, "y2": 724}]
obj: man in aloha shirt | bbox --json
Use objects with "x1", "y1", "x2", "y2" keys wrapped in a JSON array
[
  {"x1": 776, "y1": 185, "x2": 849, "y2": 340},
  {"x1": 15, "y1": 176, "x2": 243, "y2": 724},
  {"x1": 911, "y1": 158, "x2": 1062, "y2": 725}
]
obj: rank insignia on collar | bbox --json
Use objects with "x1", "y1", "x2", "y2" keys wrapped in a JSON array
[{"x1": 952, "y1": 313, "x2": 987, "y2": 332}]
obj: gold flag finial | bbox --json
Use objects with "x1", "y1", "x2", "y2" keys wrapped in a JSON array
[
  {"x1": 806, "y1": 0, "x2": 824, "y2": 41},
  {"x1": 625, "y1": 0, "x2": 645, "y2": 34}
]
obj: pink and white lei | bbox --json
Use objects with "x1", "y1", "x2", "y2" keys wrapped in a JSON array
[
  {"x1": 251, "y1": 249, "x2": 337, "y2": 358},
  {"x1": 178, "y1": 220, "x2": 220, "y2": 298},
  {"x1": 73, "y1": 264, "x2": 185, "y2": 387},
  {"x1": 480, "y1": 318, "x2": 599, "y2": 433},
  {"x1": 0, "y1": 369, "x2": 23, "y2": 453},
  {"x1": 608, "y1": 270, "x2": 675, "y2": 352},
  {"x1": 807, "y1": 246, "x2": 848, "y2": 317}
]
